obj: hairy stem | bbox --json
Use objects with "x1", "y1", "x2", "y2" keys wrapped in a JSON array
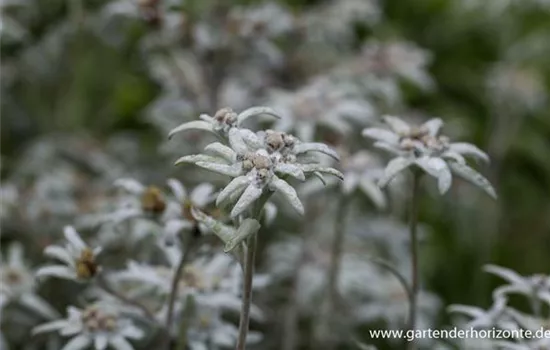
[
  {"x1": 236, "y1": 232, "x2": 258, "y2": 350},
  {"x1": 235, "y1": 191, "x2": 272, "y2": 350},
  {"x1": 406, "y1": 172, "x2": 421, "y2": 350},
  {"x1": 164, "y1": 236, "x2": 196, "y2": 350},
  {"x1": 315, "y1": 195, "x2": 349, "y2": 349}
]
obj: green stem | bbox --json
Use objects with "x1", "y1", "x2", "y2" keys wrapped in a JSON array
[
  {"x1": 315, "y1": 195, "x2": 350, "y2": 349},
  {"x1": 164, "y1": 237, "x2": 195, "y2": 350},
  {"x1": 235, "y1": 191, "x2": 272, "y2": 350},
  {"x1": 406, "y1": 172, "x2": 421, "y2": 350}
]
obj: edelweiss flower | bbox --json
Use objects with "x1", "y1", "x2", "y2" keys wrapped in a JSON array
[
  {"x1": 171, "y1": 108, "x2": 343, "y2": 218},
  {"x1": 0, "y1": 243, "x2": 59, "y2": 319},
  {"x1": 36, "y1": 226, "x2": 102, "y2": 282},
  {"x1": 268, "y1": 77, "x2": 375, "y2": 141},
  {"x1": 363, "y1": 115, "x2": 497, "y2": 198},
  {"x1": 108, "y1": 178, "x2": 215, "y2": 244},
  {"x1": 484, "y1": 265, "x2": 550, "y2": 305},
  {"x1": 33, "y1": 303, "x2": 143, "y2": 350},
  {"x1": 492, "y1": 308, "x2": 550, "y2": 350},
  {"x1": 299, "y1": 149, "x2": 387, "y2": 209}
]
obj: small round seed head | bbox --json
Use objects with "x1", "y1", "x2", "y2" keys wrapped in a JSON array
[
  {"x1": 214, "y1": 107, "x2": 234, "y2": 122},
  {"x1": 251, "y1": 154, "x2": 271, "y2": 169},
  {"x1": 257, "y1": 168, "x2": 270, "y2": 182},
  {"x1": 86, "y1": 319, "x2": 99, "y2": 331},
  {"x1": 282, "y1": 133, "x2": 297, "y2": 147},
  {"x1": 265, "y1": 130, "x2": 285, "y2": 151},
  {"x1": 400, "y1": 138, "x2": 416, "y2": 151},
  {"x1": 409, "y1": 126, "x2": 428, "y2": 139},
  {"x1": 242, "y1": 159, "x2": 254, "y2": 172},
  {"x1": 4, "y1": 268, "x2": 23, "y2": 284},
  {"x1": 76, "y1": 248, "x2": 99, "y2": 279},
  {"x1": 182, "y1": 200, "x2": 194, "y2": 222}
]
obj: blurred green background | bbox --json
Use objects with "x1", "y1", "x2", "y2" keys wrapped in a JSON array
[{"x1": 2, "y1": 0, "x2": 550, "y2": 347}]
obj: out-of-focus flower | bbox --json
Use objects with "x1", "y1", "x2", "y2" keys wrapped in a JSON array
[
  {"x1": 268, "y1": 77, "x2": 375, "y2": 141},
  {"x1": 448, "y1": 296, "x2": 516, "y2": 330},
  {"x1": 299, "y1": 149, "x2": 387, "y2": 209},
  {"x1": 0, "y1": 243, "x2": 59, "y2": 319},
  {"x1": 33, "y1": 303, "x2": 143, "y2": 350},
  {"x1": 363, "y1": 115, "x2": 496, "y2": 198},
  {"x1": 484, "y1": 265, "x2": 550, "y2": 305},
  {"x1": 36, "y1": 226, "x2": 102, "y2": 282},
  {"x1": 171, "y1": 107, "x2": 343, "y2": 219}
]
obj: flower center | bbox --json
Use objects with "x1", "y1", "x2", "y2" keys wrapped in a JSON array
[
  {"x1": 141, "y1": 186, "x2": 166, "y2": 214},
  {"x1": 3, "y1": 268, "x2": 23, "y2": 285},
  {"x1": 75, "y1": 248, "x2": 99, "y2": 279},
  {"x1": 81, "y1": 306, "x2": 118, "y2": 332}
]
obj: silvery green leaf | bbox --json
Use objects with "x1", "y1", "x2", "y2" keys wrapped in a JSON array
[
  {"x1": 292, "y1": 142, "x2": 340, "y2": 160},
  {"x1": 449, "y1": 162, "x2": 497, "y2": 199},
  {"x1": 191, "y1": 208, "x2": 235, "y2": 244},
  {"x1": 168, "y1": 120, "x2": 214, "y2": 139},
  {"x1": 359, "y1": 178, "x2": 387, "y2": 209},
  {"x1": 269, "y1": 176, "x2": 304, "y2": 215},
  {"x1": 449, "y1": 142, "x2": 490, "y2": 163},
  {"x1": 204, "y1": 142, "x2": 237, "y2": 162},
  {"x1": 299, "y1": 164, "x2": 344, "y2": 180},
  {"x1": 216, "y1": 176, "x2": 251, "y2": 206},
  {"x1": 224, "y1": 219, "x2": 261, "y2": 252},
  {"x1": 228, "y1": 127, "x2": 249, "y2": 154},
  {"x1": 355, "y1": 341, "x2": 378, "y2": 350},
  {"x1": 441, "y1": 151, "x2": 466, "y2": 165},
  {"x1": 362, "y1": 128, "x2": 400, "y2": 145},
  {"x1": 194, "y1": 162, "x2": 243, "y2": 177},
  {"x1": 422, "y1": 118, "x2": 443, "y2": 136},
  {"x1": 236, "y1": 106, "x2": 281, "y2": 125},
  {"x1": 230, "y1": 184, "x2": 264, "y2": 218},
  {"x1": 175, "y1": 154, "x2": 228, "y2": 166},
  {"x1": 239, "y1": 129, "x2": 264, "y2": 150},
  {"x1": 383, "y1": 115, "x2": 410, "y2": 134},
  {"x1": 342, "y1": 173, "x2": 359, "y2": 194},
  {"x1": 415, "y1": 156, "x2": 452, "y2": 194},
  {"x1": 275, "y1": 163, "x2": 306, "y2": 180},
  {"x1": 378, "y1": 157, "x2": 413, "y2": 188}
]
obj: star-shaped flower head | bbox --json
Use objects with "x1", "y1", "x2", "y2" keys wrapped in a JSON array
[
  {"x1": 268, "y1": 77, "x2": 375, "y2": 141},
  {"x1": 33, "y1": 303, "x2": 143, "y2": 350},
  {"x1": 36, "y1": 226, "x2": 102, "y2": 282},
  {"x1": 171, "y1": 107, "x2": 343, "y2": 219},
  {"x1": 1, "y1": 243, "x2": 59, "y2": 319},
  {"x1": 299, "y1": 149, "x2": 388, "y2": 209},
  {"x1": 363, "y1": 115, "x2": 497, "y2": 198}
]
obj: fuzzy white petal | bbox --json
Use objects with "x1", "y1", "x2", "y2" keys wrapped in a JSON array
[
  {"x1": 64, "y1": 226, "x2": 86, "y2": 251},
  {"x1": 415, "y1": 157, "x2": 452, "y2": 194},
  {"x1": 61, "y1": 335, "x2": 91, "y2": 350},
  {"x1": 168, "y1": 120, "x2": 214, "y2": 139},
  {"x1": 7, "y1": 242, "x2": 24, "y2": 267},
  {"x1": 113, "y1": 178, "x2": 145, "y2": 194},
  {"x1": 483, "y1": 265, "x2": 526, "y2": 286},
  {"x1": 449, "y1": 162, "x2": 497, "y2": 199},
  {"x1": 32, "y1": 320, "x2": 70, "y2": 335},
  {"x1": 293, "y1": 142, "x2": 340, "y2": 160},
  {"x1": 378, "y1": 157, "x2": 413, "y2": 188},
  {"x1": 275, "y1": 163, "x2": 306, "y2": 181},
  {"x1": 362, "y1": 128, "x2": 400, "y2": 145},
  {"x1": 216, "y1": 176, "x2": 251, "y2": 206},
  {"x1": 228, "y1": 127, "x2": 249, "y2": 154},
  {"x1": 20, "y1": 293, "x2": 59, "y2": 319},
  {"x1": 230, "y1": 184, "x2": 264, "y2": 218},
  {"x1": 44, "y1": 246, "x2": 73, "y2": 265},
  {"x1": 36, "y1": 266, "x2": 77, "y2": 280},
  {"x1": 359, "y1": 178, "x2": 387, "y2": 209},
  {"x1": 94, "y1": 335, "x2": 108, "y2": 350},
  {"x1": 449, "y1": 142, "x2": 490, "y2": 163},
  {"x1": 236, "y1": 106, "x2": 281, "y2": 125},
  {"x1": 194, "y1": 162, "x2": 242, "y2": 177},
  {"x1": 204, "y1": 142, "x2": 237, "y2": 162},
  {"x1": 190, "y1": 183, "x2": 215, "y2": 207},
  {"x1": 166, "y1": 178, "x2": 187, "y2": 202},
  {"x1": 109, "y1": 336, "x2": 135, "y2": 350},
  {"x1": 175, "y1": 154, "x2": 229, "y2": 166},
  {"x1": 422, "y1": 118, "x2": 443, "y2": 137},
  {"x1": 382, "y1": 115, "x2": 410, "y2": 134},
  {"x1": 270, "y1": 177, "x2": 304, "y2": 215}
]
